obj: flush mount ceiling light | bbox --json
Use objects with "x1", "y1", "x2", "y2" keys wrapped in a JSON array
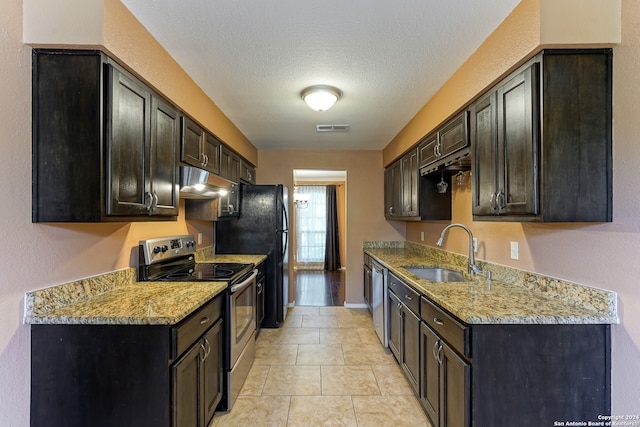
[{"x1": 301, "y1": 85, "x2": 342, "y2": 111}]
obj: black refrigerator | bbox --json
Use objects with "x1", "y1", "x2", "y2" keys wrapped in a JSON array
[{"x1": 215, "y1": 184, "x2": 289, "y2": 328}]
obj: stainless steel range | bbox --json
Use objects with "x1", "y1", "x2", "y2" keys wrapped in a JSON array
[{"x1": 138, "y1": 235, "x2": 257, "y2": 412}]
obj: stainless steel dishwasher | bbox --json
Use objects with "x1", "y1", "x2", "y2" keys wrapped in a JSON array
[{"x1": 371, "y1": 260, "x2": 388, "y2": 346}]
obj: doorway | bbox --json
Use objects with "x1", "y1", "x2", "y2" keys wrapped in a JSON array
[{"x1": 291, "y1": 169, "x2": 346, "y2": 306}]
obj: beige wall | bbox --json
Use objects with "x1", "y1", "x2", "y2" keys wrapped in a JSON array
[
  {"x1": 396, "y1": 0, "x2": 637, "y2": 415},
  {"x1": 258, "y1": 151, "x2": 405, "y2": 305}
]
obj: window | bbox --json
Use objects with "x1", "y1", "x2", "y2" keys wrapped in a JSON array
[{"x1": 294, "y1": 185, "x2": 326, "y2": 268}]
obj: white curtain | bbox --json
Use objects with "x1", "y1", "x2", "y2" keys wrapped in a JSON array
[{"x1": 295, "y1": 185, "x2": 326, "y2": 268}]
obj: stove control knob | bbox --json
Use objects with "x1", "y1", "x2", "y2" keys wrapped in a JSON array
[
  {"x1": 153, "y1": 246, "x2": 161, "y2": 254},
  {"x1": 161, "y1": 245, "x2": 169, "y2": 252}
]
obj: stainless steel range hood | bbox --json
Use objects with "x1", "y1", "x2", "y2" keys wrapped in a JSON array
[{"x1": 179, "y1": 166, "x2": 233, "y2": 199}]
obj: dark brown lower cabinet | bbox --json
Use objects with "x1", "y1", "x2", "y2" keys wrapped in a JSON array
[
  {"x1": 387, "y1": 290, "x2": 402, "y2": 361},
  {"x1": 385, "y1": 275, "x2": 611, "y2": 427},
  {"x1": 31, "y1": 296, "x2": 224, "y2": 427},
  {"x1": 173, "y1": 318, "x2": 224, "y2": 427},
  {"x1": 387, "y1": 273, "x2": 421, "y2": 395},
  {"x1": 401, "y1": 304, "x2": 421, "y2": 395},
  {"x1": 418, "y1": 311, "x2": 610, "y2": 427},
  {"x1": 421, "y1": 323, "x2": 471, "y2": 427}
]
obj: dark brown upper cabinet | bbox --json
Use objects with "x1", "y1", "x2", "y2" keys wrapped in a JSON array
[
  {"x1": 418, "y1": 111, "x2": 470, "y2": 174},
  {"x1": 32, "y1": 49, "x2": 179, "y2": 222},
  {"x1": 470, "y1": 49, "x2": 612, "y2": 222},
  {"x1": 220, "y1": 145, "x2": 241, "y2": 184},
  {"x1": 384, "y1": 147, "x2": 451, "y2": 221},
  {"x1": 384, "y1": 160, "x2": 403, "y2": 219},
  {"x1": 181, "y1": 116, "x2": 221, "y2": 175},
  {"x1": 240, "y1": 160, "x2": 257, "y2": 184}
]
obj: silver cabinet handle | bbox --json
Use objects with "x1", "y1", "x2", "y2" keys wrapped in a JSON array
[
  {"x1": 151, "y1": 192, "x2": 158, "y2": 213},
  {"x1": 496, "y1": 191, "x2": 506, "y2": 213},
  {"x1": 436, "y1": 342, "x2": 443, "y2": 364},
  {"x1": 144, "y1": 192, "x2": 153, "y2": 212},
  {"x1": 397, "y1": 302, "x2": 402, "y2": 310},
  {"x1": 433, "y1": 317, "x2": 444, "y2": 326},
  {"x1": 432, "y1": 340, "x2": 440, "y2": 361},
  {"x1": 200, "y1": 338, "x2": 211, "y2": 362},
  {"x1": 200, "y1": 341, "x2": 207, "y2": 361},
  {"x1": 200, "y1": 316, "x2": 210, "y2": 325},
  {"x1": 405, "y1": 294, "x2": 413, "y2": 301}
]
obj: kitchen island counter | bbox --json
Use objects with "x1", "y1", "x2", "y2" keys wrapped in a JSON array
[
  {"x1": 24, "y1": 253, "x2": 266, "y2": 325},
  {"x1": 365, "y1": 242, "x2": 617, "y2": 325}
]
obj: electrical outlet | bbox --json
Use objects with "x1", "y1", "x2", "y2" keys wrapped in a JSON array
[
  {"x1": 420, "y1": 231, "x2": 425, "y2": 242},
  {"x1": 473, "y1": 237, "x2": 478, "y2": 253},
  {"x1": 197, "y1": 233, "x2": 203, "y2": 245},
  {"x1": 510, "y1": 241, "x2": 519, "y2": 260}
]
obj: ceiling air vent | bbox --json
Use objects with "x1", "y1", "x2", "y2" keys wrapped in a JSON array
[{"x1": 316, "y1": 124, "x2": 350, "y2": 132}]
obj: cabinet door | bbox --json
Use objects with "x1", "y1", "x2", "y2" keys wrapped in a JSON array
[
  {"x1": 420, "y1": 323, "x2": 440, "y2": 426},
  {"x1": 384, "y1": 161, "x2": 402, "y2": 218},
  {"x1": 401, "y1": 149, "x2": 419, "y2": 217},
  {"x1": 172, "y1": 342, "x2": 202, "y2": 427},
  {"x1": 401, "y1": 306, "x2": 420, "y2": 395},
  {"x1": 181, "y1": 116, "x2": 205, "y2": 169},
  {"x1": 218, "y1": 182, "x2": 240, "y2": 217},
  {"x1": 203, "y1": 133, "x2": 221, "y2": 175},
  {"x1": 497, "y1": 64, "x2": 539, "y2": 216},
  {"x1": 106, "y1": 66, "x2": 150, "y2": 215},
  {"x1": 470, "y1": 92, "x2": 498, "y2": 216},
  {"x1": 150, "y1": 96, "x2": 179, "y2": 216},
  {"x1": 418, "y1": 133, "x2": 439, "y2": 169},
  {"x1": 387, "y1": 291, "x2": 402, "y2": 361},
  {"x1": 240, "y1": 161, "x2": 256, "y2": 184},
  {"x1": 202, "y1": 319, "x2": 224, "y2": 427},
  {"x1": 440, "y1": 343, "x2": 470, "y2": 427},
  {"x1": 439, "y1": 112, "x2": 469, "y2": 158},
  {"x1": 220, "y1": 145, "x2": 240, "y2": 183}
]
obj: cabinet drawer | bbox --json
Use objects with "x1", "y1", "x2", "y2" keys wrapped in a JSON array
[
  {"x1": 421, "y1": 296, "x2": 469, "y2": 358},
  {"x1": 388, "y1": 273, "x2": 420, "y2": 315},
  {"x1": 172, "y1": 295, "x2": 223, "y2": 359}
]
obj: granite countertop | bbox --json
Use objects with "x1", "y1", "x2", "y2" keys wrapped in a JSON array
[
  {"x1": 364, "y1": 243, "x2": 617, "y2": 325},
  {"x1": 24, "y1": 253, "x2": 267, "y2": 326}
]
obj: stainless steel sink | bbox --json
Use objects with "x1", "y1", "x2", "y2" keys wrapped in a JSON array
[{"x1": 404, "y1": 267, "x2": 467, "y2": 282}]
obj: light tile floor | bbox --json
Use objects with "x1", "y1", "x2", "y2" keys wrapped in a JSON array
[{"x1": 211, "y1": 306, "x2": 432, "y2": 427}]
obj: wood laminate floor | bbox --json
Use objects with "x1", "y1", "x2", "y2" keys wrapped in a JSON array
[
  {"x1": 211, "y1": 306, "x2": 431, "y2": 427},
  {"x1": 293, "y1": 269, "x2": 345, "y2": 307}
]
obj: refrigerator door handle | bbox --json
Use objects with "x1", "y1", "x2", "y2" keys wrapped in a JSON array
[
  {"x1": 281, "y1": 203, "x2": 289, "y2": 262},
  {"x1": 282, "y1": 230, "x2": 288, "y2": 262}
]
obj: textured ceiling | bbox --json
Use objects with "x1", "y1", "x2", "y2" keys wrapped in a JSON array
[{"x1": 121, "y1": 0, "x2": 520, "y2": 151}]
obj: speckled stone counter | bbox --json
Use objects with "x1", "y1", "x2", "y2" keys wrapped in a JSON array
[
  {"x1": 24, "y1": 252, "x2": 267, "y2": 325},
  {"x1": 364, "y1": 241, "x2": 617, "y2": 325}
]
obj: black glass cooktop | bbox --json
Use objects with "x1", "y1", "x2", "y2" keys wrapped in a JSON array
[{"x1": 162, "y1": 262, "x2": 253, "y2": 282}]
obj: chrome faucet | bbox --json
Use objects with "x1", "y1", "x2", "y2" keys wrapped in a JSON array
[{"x1": 436, "y1": 223, "x2": 482, "y2": 276}]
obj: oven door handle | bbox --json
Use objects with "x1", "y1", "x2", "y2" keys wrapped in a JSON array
[{"x1": 229, "y1": 269, "x2": 258, "y2": 294}]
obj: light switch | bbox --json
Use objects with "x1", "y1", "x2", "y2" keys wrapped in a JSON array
[
  {"x1": 510, "y1": 241, "x2": 519, "y2": 260},
  {"x1": 197, "y1": 233, "x2": 203, "y2": 244},
  {"x1": 420, "y1": 231, "x2": 425, "y2": 242}
]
